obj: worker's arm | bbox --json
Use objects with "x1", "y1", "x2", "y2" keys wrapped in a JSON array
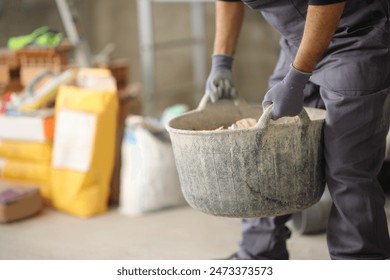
[
  {"x1": 263, "y1": 2, "x2": 346, "y2": 119},
  {"x1": 205, "y1": 0, "x2": 244, "y2": 102},
  {"x1": 294, "y1": 2, "x2": 346, "y2": 73},
  {"x1": 214, "y1": 0, "x2": 245, "y2": 55}
]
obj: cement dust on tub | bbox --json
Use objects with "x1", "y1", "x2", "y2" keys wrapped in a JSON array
[
  {"x1": 119, "y1": 104, "x2": 189, "y2": 217},
  {"x1": 166, "y1": 95, "x2": 327, "y2": 218}
]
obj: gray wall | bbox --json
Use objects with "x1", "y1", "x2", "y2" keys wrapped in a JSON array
[{"x1": 0, "y1": 0, "x2": 280, "y2": 114}]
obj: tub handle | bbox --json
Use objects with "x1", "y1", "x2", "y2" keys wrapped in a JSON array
[
  {"x1": 196, "y1": 93, "x2": 210, "y2": 111},
  {"x1": 196, "y1": 93, "x2": 251, "y2": 112},
  {"x1": 256, "y1": 104, "x2": 311, "y2": 129}
]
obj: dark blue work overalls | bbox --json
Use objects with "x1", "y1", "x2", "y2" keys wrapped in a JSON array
[{"x1": 238, "y1": 0, "x2": 390, "y2": 259}]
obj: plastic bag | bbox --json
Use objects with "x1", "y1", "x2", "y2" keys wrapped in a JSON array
[{"x1": 119, "y1": 115, "x2": 186, "y2": 216}]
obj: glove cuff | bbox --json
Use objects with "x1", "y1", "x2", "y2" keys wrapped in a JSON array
[
  {"x1": 212, "y1": 54, "x2": 234, "y2": 70},
  {"x1": 285, "y1": 64, "x2": 311, "y2": 89}
]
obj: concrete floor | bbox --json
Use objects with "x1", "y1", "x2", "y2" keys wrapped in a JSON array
[
  {"x1": 0, "y1": 197, "x2": 384, "y2": 260},
  {"x1": 1, "y1": 193, "x2": 389, "y2": 260}
]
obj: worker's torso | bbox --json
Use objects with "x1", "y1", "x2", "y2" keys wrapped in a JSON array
[
  {"x1": 241, "y1": 0, "x2": 390, "y2": 92},
  {"x1": 242, "y1": 0, "x2": 389, "y2": 47}
]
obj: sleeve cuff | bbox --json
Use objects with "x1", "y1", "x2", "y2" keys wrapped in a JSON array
[{"x1": 309, "y1": 0, "x2": 346, "y2": 5}]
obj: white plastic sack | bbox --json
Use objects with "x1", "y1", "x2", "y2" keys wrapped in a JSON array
[{"x1": 119, "y1": 117, "x2": 186, "y2": 216}]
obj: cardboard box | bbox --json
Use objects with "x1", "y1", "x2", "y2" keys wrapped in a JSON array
[
  {"x1": 0, "y1": 109, "x2": 54, "y2": 142},
  {"x1": 96, "y1": 59, "x2": 130, "y2": 91},
  {"x1": 0, "y1": 181, "x2": 42, "y2": 223},
  {"x1": 0, "y1": 49, "x2": 22, "y2": 94},
  {"x1": 0, "y1": 49, "x2": 18, "y2": 68}
]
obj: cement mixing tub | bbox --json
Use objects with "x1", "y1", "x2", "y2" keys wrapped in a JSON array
[{"x1": 166, "y1": 96, "x2": 327, "y2": 218}]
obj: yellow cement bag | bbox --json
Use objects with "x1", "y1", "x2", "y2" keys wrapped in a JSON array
[
  {"x1": 0, "y1": 140, "x2": 52, "y2": 163},
  {"x1": 51, "y1": 84, "x2": 118, "y2": 217},
  {"x1": 0, "y1": 158, "x2": 51, "y2": 201}
]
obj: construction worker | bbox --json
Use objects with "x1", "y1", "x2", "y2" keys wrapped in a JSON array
[{"x1": 206, "y1": 0, "x2": 390, "y2": 259}]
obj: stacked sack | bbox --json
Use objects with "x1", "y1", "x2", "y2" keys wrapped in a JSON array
[
  {"x1": 1, "y1": 68, "x2": 118, "y2": 219},
  {"x1": 50, "y1": 68, "x2": 118, "y2": 217},
  {"x1": 0, "y1": 109, "x2": 54, "y2": 202}
]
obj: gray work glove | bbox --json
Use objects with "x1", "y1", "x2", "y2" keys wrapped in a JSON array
[
  {"x1": 206, "y1": 54, "x2": 236, "y2": 103},
  {"x1": 262, "y1": 64, "x2": 311, "y2": 119}
]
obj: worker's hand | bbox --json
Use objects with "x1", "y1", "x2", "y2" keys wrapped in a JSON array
[
  {"x1": 206, "y1": 54, "x2": 236, "y2": 103},
  {"x1": 262, "y1": 64, "x2": 311, "y2": 119}
]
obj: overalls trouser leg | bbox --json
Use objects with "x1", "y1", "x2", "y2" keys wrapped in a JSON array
[{"x1": 237, "y1": 0, "x2": 390, "y2": 259}]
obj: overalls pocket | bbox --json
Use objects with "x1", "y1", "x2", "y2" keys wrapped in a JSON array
[{"x1": 321, "y1": 23, "x2": 390, "y2": 95}]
